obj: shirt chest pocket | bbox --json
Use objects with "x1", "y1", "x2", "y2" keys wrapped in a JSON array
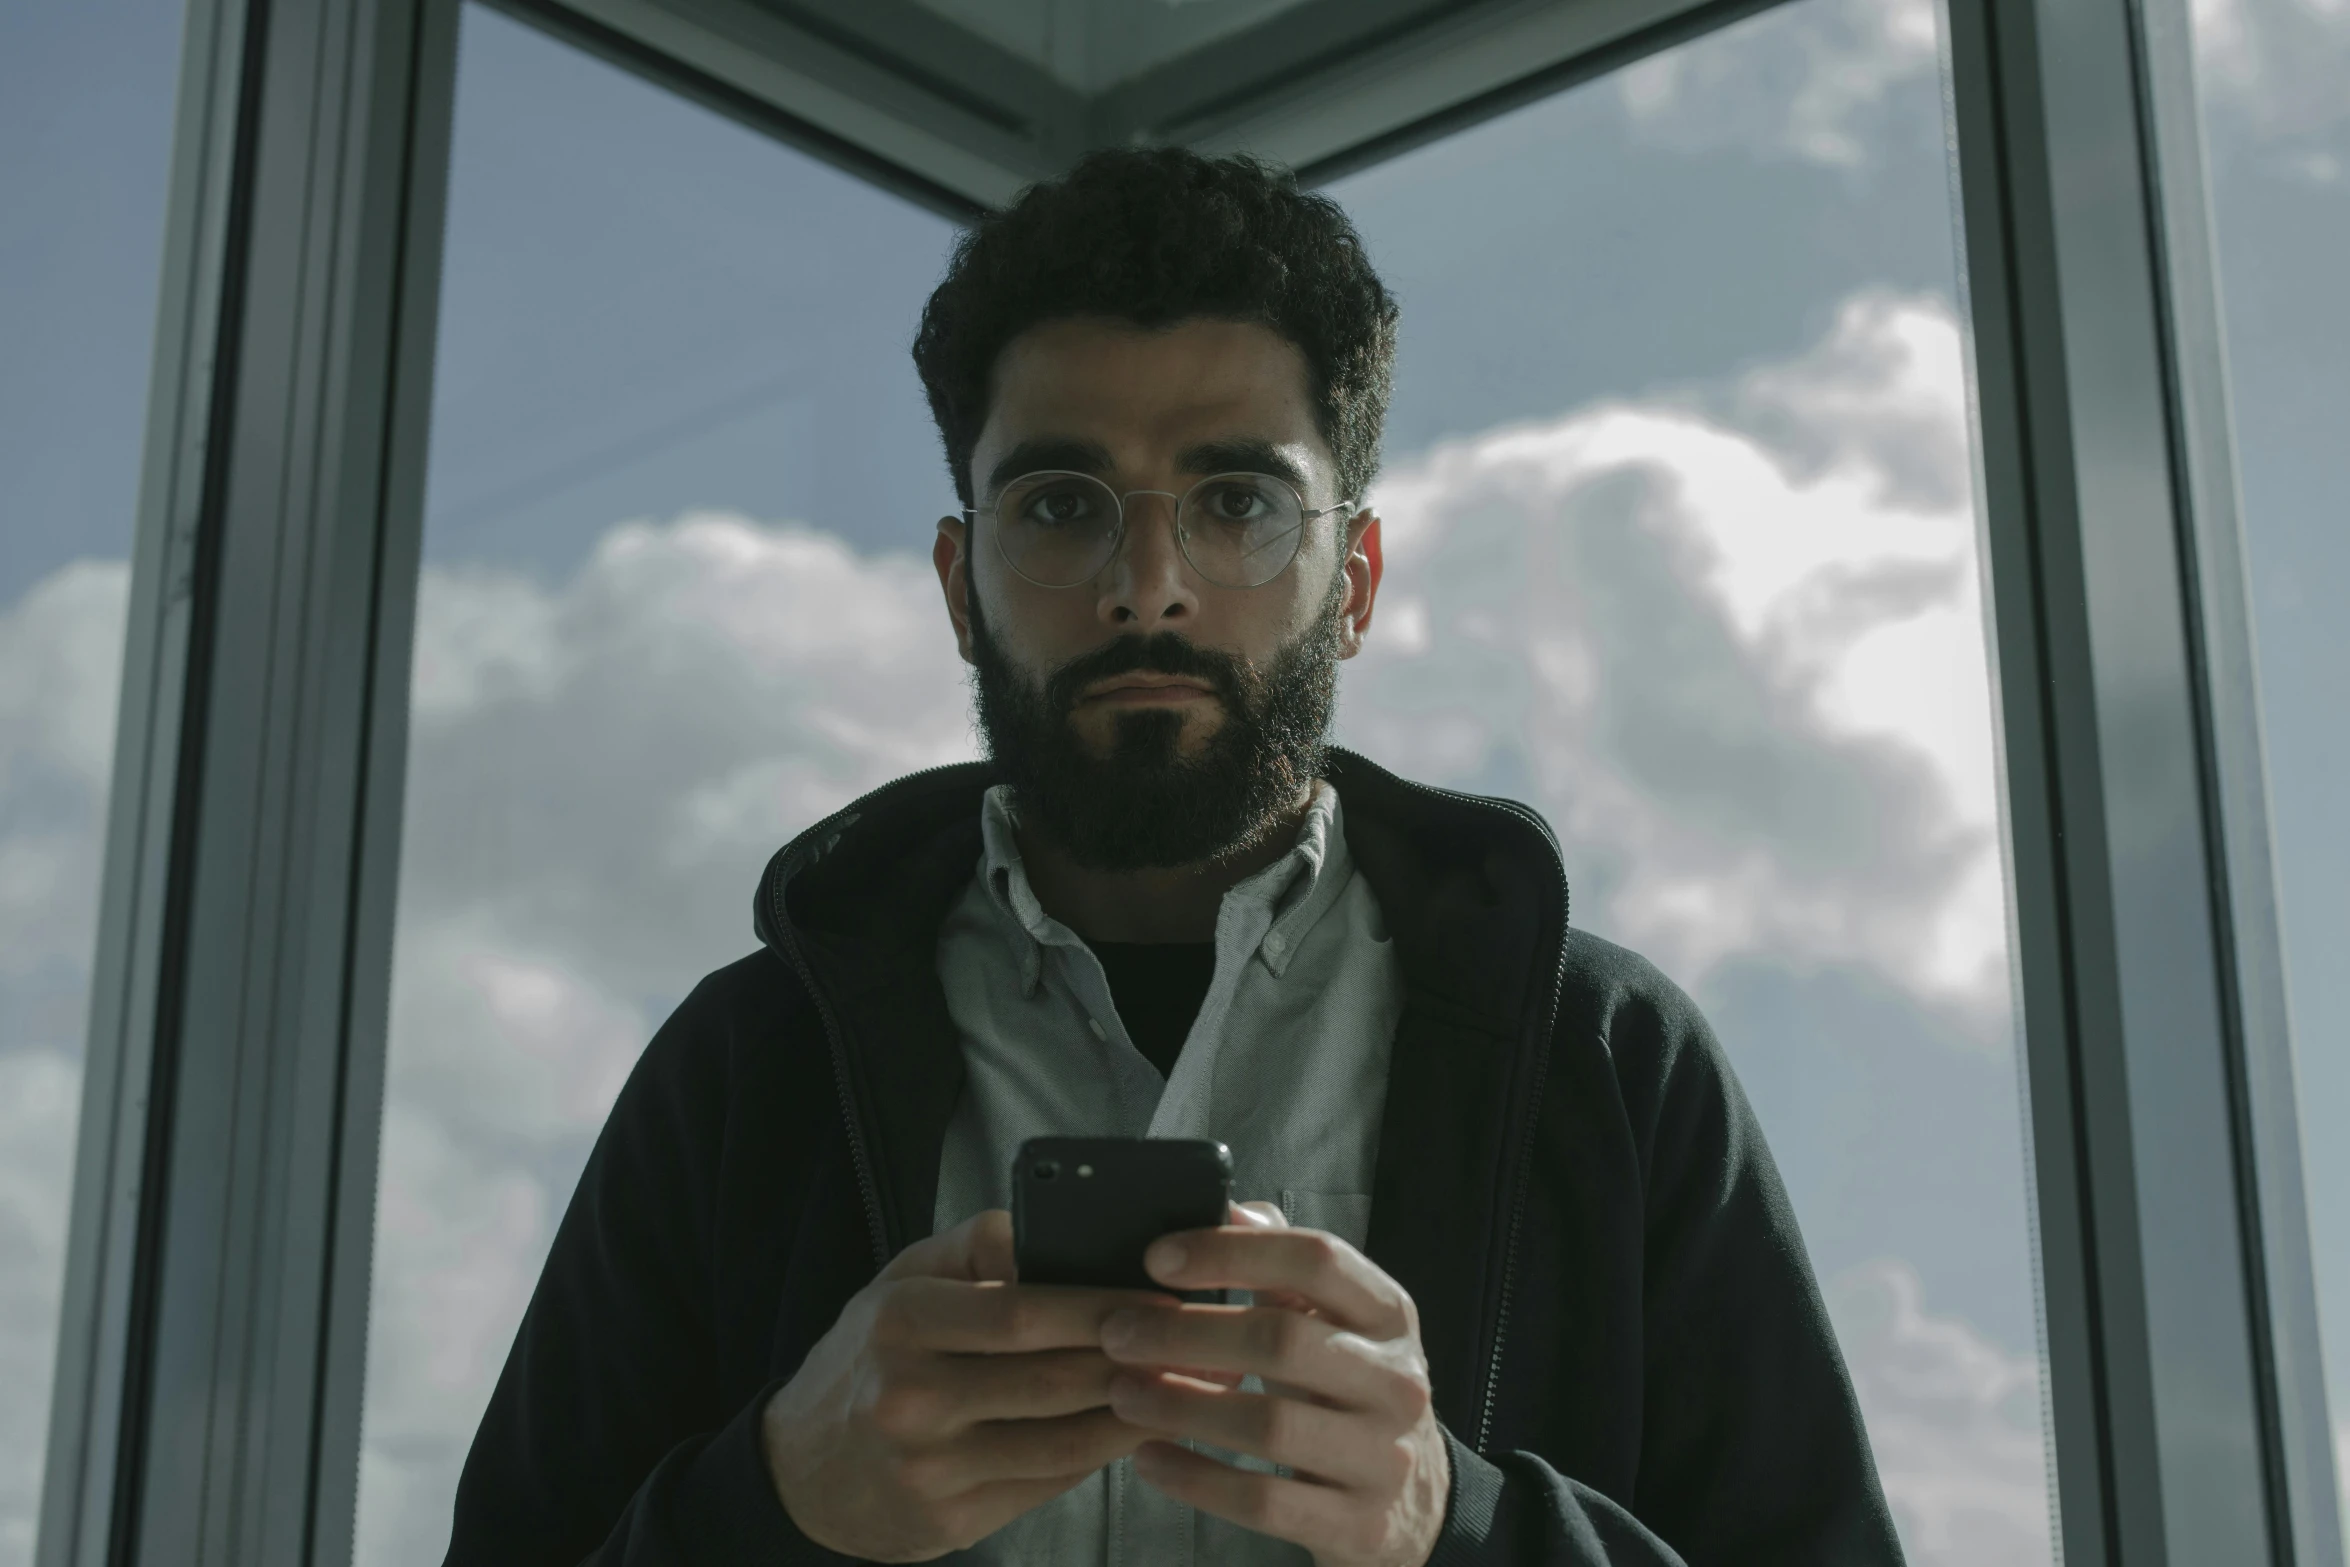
[{"x1": 1279, "y1": 1189, "x2": 1373, "y2": 1252}]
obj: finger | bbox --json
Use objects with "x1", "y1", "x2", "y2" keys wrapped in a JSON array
[
  {"x1": 1130, "y1": 1441, "x2": 1365, "y2": 1553},
  {"x1": 1100, "y1": 1304, "x2": 1427, "y2": 1420},
  {"x1": 1145, "y1": 1227, "x2": 1407, "y2": 1338},
  {"x1": 1109, "y1": 1373, "x2": 1401, "y2": 1488},
  {"x1": 1230, "y1": 1200, "x2": 1287, "y2": 1229},
  {"x1": 899, "y1": 1407, "x2": 1146, "y2": 1499},
  {"x1": 929, "y1": 1347, "x2": 1122, "y2": 1423},
  {"x1": 884, "y1": 1278, "x2": 1167, "y2": 1353},
  {"x1": 881, "y1": 1209, "x2": 1017, "y2": 1284},
  {"x1": 963, "y1": 1406, "x2": 1151, "y2": 1482}
]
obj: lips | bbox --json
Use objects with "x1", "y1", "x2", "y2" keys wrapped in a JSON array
[{"x1": 1081, "y1": 675, "x2": 1216, "y2": 703}]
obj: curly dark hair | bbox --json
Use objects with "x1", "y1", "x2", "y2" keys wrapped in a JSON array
[{"x1": 913, "y1": 147, "x2": 1400, "y2": 508}]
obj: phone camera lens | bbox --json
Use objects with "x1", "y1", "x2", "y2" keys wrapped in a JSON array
[{"x1": 1033, "y1": 1159, "x2": 1059, "y2": 1181}]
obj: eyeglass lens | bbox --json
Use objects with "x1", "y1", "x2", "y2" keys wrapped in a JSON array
[{"x1": 991, "y1": 471, "x2": 1309, "y2": 589}]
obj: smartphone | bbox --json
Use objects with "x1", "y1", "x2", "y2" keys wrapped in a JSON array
[{"x1": 1012, "y1": 1136, "x2": 1233, "y2": 1300}]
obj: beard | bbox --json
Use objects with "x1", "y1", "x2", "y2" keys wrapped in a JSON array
[{"x1": 967, "y1": 582, "x2": 1344, "y2": 873}]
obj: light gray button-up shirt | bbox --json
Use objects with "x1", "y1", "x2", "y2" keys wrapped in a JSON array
[{"x1": 932, "y1": 780, "x2": 1405, "y2": 1566}]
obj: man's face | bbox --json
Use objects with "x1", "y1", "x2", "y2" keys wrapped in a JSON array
[{"x1": 933, "y1": 316, "x2": 1383, "y2": 869}]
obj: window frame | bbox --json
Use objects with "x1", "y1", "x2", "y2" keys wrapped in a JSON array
[{"x1": 33, "y1": 0, "x2": 2338, "y2": 1562}]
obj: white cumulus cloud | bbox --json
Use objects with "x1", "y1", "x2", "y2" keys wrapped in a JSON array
[
  {"x1": 357, "y1": 515, "x2": 976, "y2": 1565},
  {"x1": 0, "y1": 558, "x2": 127, "y2": 1566},
  {"x1": 1829, "y1": 1258, "x2": 2054, "y2": 1567},
  {"x1": 1611, "y1": 0, "x2": 2350, "y2": 175},
  {"x1": 1345, "y1": 290, "x2": 2008, "y2": 1020},
  {"x1": 0, "y1": 561, "x2": 127, "y2": 980},
  {"x1": 1616, "y1": 0, "x2": 1942, "y2": 167},
  {"x1": 2194, "y1": 0, "x2": 2350, "y2": 151}
]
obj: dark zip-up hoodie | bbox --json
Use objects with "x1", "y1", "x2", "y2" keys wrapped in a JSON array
[{"x1": 443, "y1": 749, "x2": 1905, "y2": 1566}]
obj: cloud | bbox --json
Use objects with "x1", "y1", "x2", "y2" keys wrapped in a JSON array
[
  {"x1": 1828, "y1": 1258, "x2": 2054, "y2": 1567},
  {"x1": 1610, "y1": 0, "x2": 2350, "y2": 173},
  {"x1": 1615, "y1": 0, "x2": 1941, "y2": 167},
  {"x1": 2194, "y1": 0, "x2": 2350, "y2": 150},
  {"x1": 0, "y1": 561, "x2": 126, "y2": 981},
  {"x1": 1345, "y1": 290, "x2": 2008, "y2": 1021},
  {"x1": 0, "y1": 558, "x2": 126, "y2": 1566},
  {"x1": 357, "y1": 517, "x2": 976, "y2": 1564},
  {"x1": 0, "y1": 1050, "x2": 79, "y2": 1565},
  {"x1": 391, "y1": 515, "x2": 974, "y2": 1005}
]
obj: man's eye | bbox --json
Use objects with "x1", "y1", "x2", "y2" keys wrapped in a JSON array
[
  {"x1": 1200, "y1": 481, "x2": 1272, "y2": 522},
  {"x1": 1020, "y1": 485, "x2": 1103, "y2": 527}
]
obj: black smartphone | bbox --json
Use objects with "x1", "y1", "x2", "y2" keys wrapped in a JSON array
[{"x1": 1012, "y1": 1136, "x2": 1233, "y2": 1300}]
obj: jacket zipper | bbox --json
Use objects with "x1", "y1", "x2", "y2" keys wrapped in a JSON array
[{"x1": 1383, "y1": 779, "x2": 1573, "y2": 1456}]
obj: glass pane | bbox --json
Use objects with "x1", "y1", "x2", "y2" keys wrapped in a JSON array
[
  {"x1": 1324, "y1": 3, "x2": 2054, "y2": 1561},
  {"x1": 2187, "y1": 0, "x2": 2350, "y2": 1541},
  {"x1": 353, "y1": 10, "x2": 963, "y2": 1562},
  {"x1": 362, "y1": 3, "x2": 2054, "y2": 1564},
  {"x1": 0, "y1": 3, "x2": 185, "y2": 1559}
]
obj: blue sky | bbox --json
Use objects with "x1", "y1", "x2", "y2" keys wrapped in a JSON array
[{"x1": 1, "y1": 1, "x2": 2344, "y2": 1564}]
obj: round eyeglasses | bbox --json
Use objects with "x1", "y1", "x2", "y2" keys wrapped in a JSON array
[{"x1": 965, "y1": 470, "x2": 1358, "y2": 590}]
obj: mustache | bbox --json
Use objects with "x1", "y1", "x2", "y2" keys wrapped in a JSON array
[{"x1": 1041, "y1": 632, "x2": 1249, "y2": 713}]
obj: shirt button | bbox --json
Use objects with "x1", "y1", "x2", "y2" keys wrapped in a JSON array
[
  {"x1": 1088, "y1": 1017, "x2": 1108, "y2": 1041},
  {"x1": 1264, "y1": 933, "x2": 1286, "y2": 957}
]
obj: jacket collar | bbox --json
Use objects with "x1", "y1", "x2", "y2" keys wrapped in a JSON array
[{"x1": 754, "y1": 749, "x2": 1571, "y2": 1430}]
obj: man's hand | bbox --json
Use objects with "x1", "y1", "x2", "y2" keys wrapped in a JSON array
[
  {"x1": 760, "y1": 1209, "x2": 1162, "y2": 1561},
  {"x1": 1100, "y1": 1205, "x2": 1450, "y2": 1567}
]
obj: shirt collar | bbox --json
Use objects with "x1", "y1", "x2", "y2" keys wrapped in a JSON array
[{"x1": 977, "y1": 781, "x2": 1353, "y2": 989}]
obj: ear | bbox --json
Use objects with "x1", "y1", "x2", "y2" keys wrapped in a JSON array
[
  {"x1": 1335, "y1": 510, "x2": 1383, "y2": 660},
  {"x1": 935, "y1": 516, "x2": 977, "y2": 665}
]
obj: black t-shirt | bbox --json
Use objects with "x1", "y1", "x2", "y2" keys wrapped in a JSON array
[{"x1": 1089, "y1": 940, "x2": 1216, "y2": 1079}]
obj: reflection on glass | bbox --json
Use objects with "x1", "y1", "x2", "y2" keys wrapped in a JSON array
[
  {"x1": 1327, "y1": 2, "x2": 2053, "y2": 1561},
  {"x1": 2187, "y1": 0, "x2": 2350, "y2": 1542},
  {"x1": 0, "y1": 2, "x2": 184, "y2": 1559},
  {"x1": 353, "y1": 8, "x2": 961, "y2": 1562},
  {"x1": 359, "y1": 1, "x2": 2056, "y2": 1563}
]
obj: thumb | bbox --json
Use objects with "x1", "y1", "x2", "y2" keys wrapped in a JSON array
[{"x1": 881, "y1": 1208, "x2": 1017, "y2": 1283}]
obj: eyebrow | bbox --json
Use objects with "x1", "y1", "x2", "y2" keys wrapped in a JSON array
[
  {"x1": 978, "y1": 434, "x2": 1318, "y2": 501},
  {"x1": 1175, "y1": 438, "x2": 1311, "y2": 491},
  {"x1": 982, "y1": 437, "x2": 1114, "y2": 498}
]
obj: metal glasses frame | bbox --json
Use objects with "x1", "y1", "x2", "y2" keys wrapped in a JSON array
[
  {"x1": 34, "y1": 0, "x2": 2337, "y2": 1563},
  {"x1": 964, "y1": 470, "x2": 1361, "y2": 590}
]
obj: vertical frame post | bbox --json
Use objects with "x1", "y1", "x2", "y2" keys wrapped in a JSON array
[
  {"x1": 1946, "y1": 0, "x2": 2339, "y2": 1561},
  {"x1": 35, "y1": 0, "x2": 459, "y2": 1561}
]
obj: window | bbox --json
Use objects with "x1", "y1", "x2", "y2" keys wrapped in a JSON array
[
  {"x1": 353, "y1": 10, "x2": 963, "y2": 1561},
  {"x1": 0, "y1": 3, "x2": 186, "y2": 1559},
  {"x1": 25, "y1": 0, "x2": 2321, "y2": 1558},
  {"x1": 354, "y1": 5, "x2": 2059, "y2": 1562},
  {"x1": 2189, "y1": 0, "x2": 2350, "y2": 1543},
  {"x1": 1326, "y1": 3, "x2": 2052, "y2": 1561}
]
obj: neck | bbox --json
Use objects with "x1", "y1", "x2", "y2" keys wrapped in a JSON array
[{"x1": 1015, "y1": 783, "x2": 1317, "y2": 943}]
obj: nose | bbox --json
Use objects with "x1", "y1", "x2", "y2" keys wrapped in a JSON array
[{"x1": 1096, "y1": 492, "x2": 1200, "y2": 631}]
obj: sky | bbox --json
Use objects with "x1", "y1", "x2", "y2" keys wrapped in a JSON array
[{"x1": 0, "y1": 0, "x2": 2342, "y2": 1564}]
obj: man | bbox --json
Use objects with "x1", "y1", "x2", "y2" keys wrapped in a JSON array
[{"x1": 445, "y1": 149, "x2": 1903, "y2": 1566}]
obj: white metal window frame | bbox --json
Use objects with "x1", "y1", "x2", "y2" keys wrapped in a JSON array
[{"x1": 31, "y1": 0, "x2": 2337, "y2": 1562}]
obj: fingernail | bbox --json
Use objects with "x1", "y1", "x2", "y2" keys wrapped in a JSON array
[{"x1": 1148, "y1": 1238, "x2": 1187, "y2": 1276}]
